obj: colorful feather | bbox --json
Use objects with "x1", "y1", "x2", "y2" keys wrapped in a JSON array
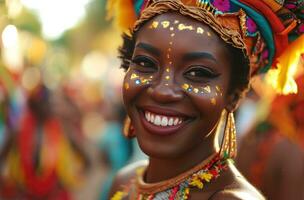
[
  {"x1": 266, "y1": 34, "x2": 304, "y2": 94},
  {"x1": 106, "y1": 0, "x2": 137, "y2": 32}
]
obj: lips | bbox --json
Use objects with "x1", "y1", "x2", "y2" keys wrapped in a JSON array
[{"x1": 138, "y1": 106, "x2": 193, "y2": 136}]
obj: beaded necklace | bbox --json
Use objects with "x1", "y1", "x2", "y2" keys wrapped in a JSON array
[{"x1": 111, "y1": 153, "x2": 228, "y2": 200}]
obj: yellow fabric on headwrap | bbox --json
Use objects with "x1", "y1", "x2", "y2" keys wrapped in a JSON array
[
  {"x1": 266, "y1": 34, "x2": 304, "y2": 95},
  {"x1": 107, "y1": 0, "x2": 137, "y2": 32}
]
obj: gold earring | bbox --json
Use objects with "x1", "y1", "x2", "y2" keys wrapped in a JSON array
[
  {"x1": 219, "y1": 111, "x2": 237, "y2": 159},
  {"x1": 123, "y1": 116, "x2": 136, "y2": 138}
]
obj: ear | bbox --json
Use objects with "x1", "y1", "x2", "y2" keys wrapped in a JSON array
[{"x1": 225, "y1": 91, "x2": 242, "y2": 112}]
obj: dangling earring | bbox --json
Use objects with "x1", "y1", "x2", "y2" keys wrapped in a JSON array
[
  {"x1": 219, "y1": 111, "x2": 237, "y2": 159},
  {"x1": 123, "y1": 116, "x2": 136, "y2": 138}
]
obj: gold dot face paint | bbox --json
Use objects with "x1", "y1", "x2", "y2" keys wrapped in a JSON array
[
  {"x1": 211, "y1": 98, "x2": 217, "y2": 105},
  {"x1": 197, "y1": 27, "x2": 204, "y2": 34},
  {"x1": 161, "y1": 21, "x2": 170, "y2": 28},
  {"x1": 127, "y1": 73, "x2": 153, "y2": 88},
  {"x1": 178, "y1": 24, "x2": 194, "y2": 31},
  {"x1": 146, "y1": 19, "x2": 220, "y2": 106},
  {"x1": 124, "y1": 82, "x2": 130, "y2": 90},
  {"x1": 149, "y1": 20, "x2": 209, "y2": 37},
  {"x1": 180, "y1": 83, "x2": 221, "y2": 106},
  {"x1": 215, "y1": 85, "x2": 223, "y2": 96},
  {"x1": 203, "y1": 86, "x2": 211, "y2": 93},
  {"x1": 149, "y1": 21, "x2": 159, "y2": 29}
]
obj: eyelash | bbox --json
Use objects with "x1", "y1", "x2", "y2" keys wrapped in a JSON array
[
  {"x1": 184, "y1": 66, "x2": 219, "y2": 82},
  {"x1": 131, "y1": 56, "x2": 158, "y2": 73}
]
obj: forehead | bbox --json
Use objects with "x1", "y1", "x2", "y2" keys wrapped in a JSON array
[{"x1": 136, "y1": 12, "x2": 228, "y2": 55}]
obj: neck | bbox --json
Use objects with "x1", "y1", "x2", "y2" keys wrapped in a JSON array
[{"x1": 145, "y1": 138, "x2": 218, "y2": 183}]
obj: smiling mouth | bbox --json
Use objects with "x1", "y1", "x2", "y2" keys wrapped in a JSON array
[
  {"x1": 138, "y1": 107, "x2": 193, "y2": 136},
  {"x1": 144, "y1": 111, "x2": 183, "y2": 127}
]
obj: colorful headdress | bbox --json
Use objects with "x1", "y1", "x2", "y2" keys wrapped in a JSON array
[{"x1": 107, "y1": 0, "x2": 304, "y2": 94}]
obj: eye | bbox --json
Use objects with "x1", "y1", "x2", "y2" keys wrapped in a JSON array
[
  {"x1": 131, "y1": 56, "x2": 158, "y2": 73},
  {"x1": 184, "y1": 66, "x2": 219, "y2": 82}
]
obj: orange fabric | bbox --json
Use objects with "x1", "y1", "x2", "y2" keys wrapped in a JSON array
[{"x1": 240, "y1": 0, "x2": 289, "y2": 59}]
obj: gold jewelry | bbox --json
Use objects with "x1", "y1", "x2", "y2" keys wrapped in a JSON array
[
  {"x1": 136, "y1": 153, "x2": 218, "y2": 194},
  {"x1": 219, "y1": 111, "x2": 237, "y2": 159},
  {"x1": 123, "y1": 116, "x2": 136, "y2": 138}
]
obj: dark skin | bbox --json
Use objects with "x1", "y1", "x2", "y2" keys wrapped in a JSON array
[{"x1": 110, "y1": 13, "x2": 264, "y2": 199}]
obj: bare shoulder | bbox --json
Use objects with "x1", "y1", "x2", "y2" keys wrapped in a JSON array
[
  {"x1": 108, "y1": 160, "x2": 148, "y2": 198},
  {"x1": 210, "y1": 189, "x2": 265, "y2": 200},
  {"x1": 209, "y1": 163, "x2": 265, "y2": 200}
]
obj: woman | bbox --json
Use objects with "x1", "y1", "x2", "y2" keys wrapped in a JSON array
[{"x1": 107, "y1": 0, "x2": 304, "y2": 199}]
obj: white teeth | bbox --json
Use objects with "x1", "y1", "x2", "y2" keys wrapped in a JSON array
[
  {"x1": 154, "y1": 115, "x2": 161, "y2": 126},
  {"x1": 150, "y1": 114, "x2": 154, "y2": 123},
  {"x1": 173, "y1": 118, "x2": 179, "y2": 125},
  {"x1": 168, "y1": 118, "x2": 173, "y2": 126},
  {"x1": 144, "y1": 111, "x2": 183, "y2": 127},
  {"x1": 161, "y1": 117, "x2": 168, "y2": 126}
]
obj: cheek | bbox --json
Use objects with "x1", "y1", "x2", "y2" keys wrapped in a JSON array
[
  {"x1": 181, "y1": 83, "x2": 225, "y2": 130},
  {"x1": 122, "y1": 70, "x2": 153, "y2": 110},
  {"x1": 181, "y1": 83, "x2": 225, "y2": 108}
]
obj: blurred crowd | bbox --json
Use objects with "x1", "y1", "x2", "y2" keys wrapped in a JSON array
[{"x1": 0, "y1": 0, "x2": 303, "y2": 200}]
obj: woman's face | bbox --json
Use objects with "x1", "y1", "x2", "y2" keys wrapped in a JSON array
[{"x1": 123, "y1": 12, "x2": 234, "y2": 158}]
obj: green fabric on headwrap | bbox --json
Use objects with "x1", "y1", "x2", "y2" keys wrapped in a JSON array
[
  {"x1": 231, "y1": 0, "x2": 275, "y2": 73},
  {"x1": 135, "y1": 0, "x2": 144, "y2": 16}
]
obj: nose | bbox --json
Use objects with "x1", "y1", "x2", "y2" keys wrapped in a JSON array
[{"x1": 147, "y1": 75, "x2": 183, "y2": 103}]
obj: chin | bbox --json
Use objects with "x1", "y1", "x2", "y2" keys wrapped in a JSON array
[{"x1": 137, "y1": 137, "x2": 189, "y2": 159}]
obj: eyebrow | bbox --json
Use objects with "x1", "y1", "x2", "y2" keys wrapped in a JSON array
[
  {"x1": 136, "y1": 43, "x2": 161, "y2": 56},
  {"x1": 183, "y1": 52, "x2": 217, "y2": 63}
]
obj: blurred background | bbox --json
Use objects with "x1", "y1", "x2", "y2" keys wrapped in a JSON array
[
  {"x1": 0, "y1": 0, "x2": 145, "y2": 199},
  {"x1": 0, "y1": 0, "x2": 303, "y2": 200}
]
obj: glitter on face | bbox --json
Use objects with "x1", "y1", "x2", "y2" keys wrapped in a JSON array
[
  {"x1": 161, "y1": 21, "x2": 170, "y2": 28},
  {"x1": 150, "y1": 21, "x2": 159, "y2": 29},
  {"x1": 135, "y1": 79, "x2": 141, "y2": 85},
  {"x1": 148, "y1": 20, "x2": 216, "y2": 94},
  {"x1": 182, "y1": 83, "x2": 190, "y2": 90},
  {"x1": 149, "y1": 20, "x2": 210, "y2": 36},
  {"x1": 124, "y1": 83, "x2": 129, "y2": 90},
  {"x1": 131, "y1": 73, "x2": 139, "y2": 80},
  {"x1": 203, "y1": 86, "x2": 211, "y2": 93},
  {"x1": 178, "y1": 24, "x2": 194, "y2": 31},
  {"x1": 141, "y1": 79, "x2": 149, "y2": 84},
  {"x1": 211, "y1": 98, "x2": 217, "y2": 105},
  {"x1": 215, "y1": 85, "x2": 223, "y2": 96},
  {"x1": 197, "y1": 27, "x2": 204, "y2": 34}
]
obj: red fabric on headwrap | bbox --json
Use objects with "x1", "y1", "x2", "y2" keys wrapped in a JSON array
[{"x1": 240, "y1": 0, "x2": 289, "y2": 59}]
